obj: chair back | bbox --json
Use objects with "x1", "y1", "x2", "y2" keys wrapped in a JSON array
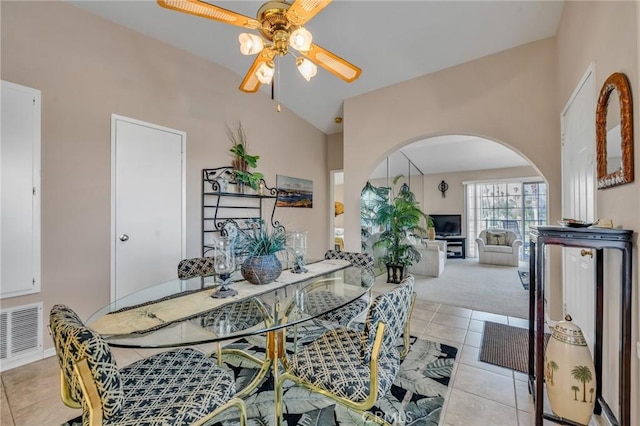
[
  {"x1": 177, "y1": 256, "x2": 216, "y2": 279},
  {"x1": 324, "y1": 250, "x2": 374, "y2": 273},
  {"x1": 361, "y1": 275, "x2": 414, "y2": 362},
  {"x1": 479, "y1": 229, "x2": 519, "y2": 247},
  {"x1": 49, "y1": 305, "x2": 123, "y2": 419}
]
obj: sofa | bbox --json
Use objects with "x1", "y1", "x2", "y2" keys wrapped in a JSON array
[
  {"x1": 407, "y1": 238, "x2": 446, "y2": 277},
  {"x1": 475, "y1": 229, "x2": 522, "y2": 266}
]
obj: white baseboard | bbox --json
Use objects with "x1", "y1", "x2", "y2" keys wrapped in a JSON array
[{"x1": 0, "y1": 347, "x2": 56, "y2": 372}]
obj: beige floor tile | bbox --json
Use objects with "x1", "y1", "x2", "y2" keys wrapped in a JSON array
[
  {"x1": 12, "y1": 393, "x2": 78, "y2": 426},
  {"x1": 519, "y1": 408, "x2": 608, "y2": 426},
  {"x1": 1, "y1": 356, "x2": 59, "y2": 390},
  {"x1": 471, "y1": 310, "x2": 509, "y2": 324},
  {"x1": 3, "y1": 366, "x2": 60, "y2": 412},
  {"x1": 437, "y1": 305, "x2": 472, "y2": 319},
  {"x1": 1, "y1": 413, "x2": 14, "y2": 426},
  {"x1": 413, "y1": 300, "x2": 441, "y2": 312},
  {"x1": 423, "y1": 323, "x2": 467, "y2": 344},
  {"x1": 1, "y1": 382, "x2": 13, "y2": 426},
  {"x1": 458, "y1": 345, "x2": 513, "y2": 378},
  {"x1": 452, "y1": 363, "x2": 516, "y2": 407},
  {"x1": 517, "y1": 409, "x2": 555, "y2": 426},
  {"x1": 463, "y1": 330, "x2": 483, "y2": 348},
  {"x1": 411, "y1": 307, "x2": 437, "y2": 322},
  {"x1": 508, "y1": 317, "x2": 530, "y2": 328},
  {"x1": 409, "y1": 318, "x2": 431, "y2": 336},
  {"x1": 444, "y1": 388, "x2": 518, "y2": 426},
  {"x1": 515, "y1": 378, "x2": 533, "y2": 413},
  {"x1": 468, "y1": 319, "x2": 484, "y2": 333},
  {"x1": 514, "y1": 371, "x2": 529, "y2": 382},
  {"x1": 430, "y1": 312, "x2": 470, "y2": 330}
]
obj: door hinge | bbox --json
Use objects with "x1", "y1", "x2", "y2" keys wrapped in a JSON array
[
  {"x1": 33, "y1": 187, "x2": 36, "y2": 195},
  {"x1": 33, "y1": 97, "x2": 36, "y2": 105},
  {"x1": 33, "y1": 278, "x2": 36, "y2": 285}
]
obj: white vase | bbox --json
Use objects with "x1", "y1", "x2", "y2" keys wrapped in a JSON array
[{"x1": 544, "y1": 315, "x2": 596, "y2": 425}]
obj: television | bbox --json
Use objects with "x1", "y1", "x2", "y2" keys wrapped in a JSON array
[{"x1": 430, "y1": 214, "x2": 462, "y2": 237}]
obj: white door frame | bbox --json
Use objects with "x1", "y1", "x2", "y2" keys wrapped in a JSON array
[
  {"x1": 110, "y1": 114, "x2": 186, "y2": 302},
  {"x1": 560, "y1": 63, "x2": 597, "y2": 345}
]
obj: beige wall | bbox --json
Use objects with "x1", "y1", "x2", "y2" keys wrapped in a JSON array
[
  {"x1": 343, "y1": 38, "x2": 559, "y2": 255},
  {"x1": 327, "y1": 132, "x2": 344, "y2": 171},
  {"x1": 421, "y1": 165, "x2": 539, "y2": 216},
  {"x1": 557, "y1": 1, "x2": 639, "y2": 424},
  {"x1": 0, "y1": 2, "x2": 328, "y2": 339}
]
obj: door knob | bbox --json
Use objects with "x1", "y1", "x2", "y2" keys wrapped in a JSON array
[
  {"x1": 119, "y1": 234, "x2": 130, "y2": 242},
  {"x1": 580, "y1": 249, "x2": 593, "y2": 258}
]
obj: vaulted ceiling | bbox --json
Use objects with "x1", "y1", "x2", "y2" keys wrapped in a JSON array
[{"x1": 69, "y1": 1, "x2": 564, "y2": 135}]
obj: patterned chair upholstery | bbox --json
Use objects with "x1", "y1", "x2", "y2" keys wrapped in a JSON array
[
  {"x1": 276, "y1": 275, "x2": 415, "y2": 425},
  {"x1": 49, "y1": 305, "x2": 247, "y2": 426},
  {"x1": 302, "y1": 250, "x2": 375, "y2": 326},
  {"x1": 177, "y1": 257, "x2": 216, "y2": 280}
]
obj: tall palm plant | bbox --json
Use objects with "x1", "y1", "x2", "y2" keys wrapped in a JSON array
[{"x1": 374, "y1": 181, "x2": 431, "y2": 269}]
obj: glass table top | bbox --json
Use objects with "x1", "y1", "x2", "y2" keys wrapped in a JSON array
[{"x1": 86, "y1": 260, "x2": 374, "y2": 348}]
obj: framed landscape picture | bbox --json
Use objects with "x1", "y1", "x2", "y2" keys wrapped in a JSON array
[{"x1": 276, "y1": 175, "x2": 313, "y2": 208}]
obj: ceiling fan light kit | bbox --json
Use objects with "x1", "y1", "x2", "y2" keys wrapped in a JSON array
[{"x1": 157, "y1": 0, "x2": 361, "y2": 94}]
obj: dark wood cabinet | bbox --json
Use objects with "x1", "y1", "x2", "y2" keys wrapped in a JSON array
[{"x1": 528, "y1": 225, "x2": 633, "y2": 426}]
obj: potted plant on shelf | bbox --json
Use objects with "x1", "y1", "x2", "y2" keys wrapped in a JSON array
[
  {"x1": 374, "y1": 177, "x2": 432, "y2": 284},
  {"x1": 227, "y1": 122, "x2": 264, "y2": 192},
  {"x1": 236, "y1": 219, "x2": 286, "y2": 284}
]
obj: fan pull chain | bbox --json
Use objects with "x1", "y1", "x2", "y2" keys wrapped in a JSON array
[{"x1": 276, "y1": 56, "x2": 281, "y2": 112}]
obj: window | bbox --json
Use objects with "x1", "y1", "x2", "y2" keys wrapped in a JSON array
[{"x1": 466, "y1": 179, "x2": 547, "y2": 259}]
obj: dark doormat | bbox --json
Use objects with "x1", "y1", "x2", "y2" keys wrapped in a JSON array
[
  {"x1": 479, "y1": 321, "x2": 549, "y2": 373},
  {"x1": 518, "y1": 270, "x2": 529, "y2": 290}
]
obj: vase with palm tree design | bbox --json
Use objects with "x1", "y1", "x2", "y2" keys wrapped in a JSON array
[{"x1": 544, "y1": 315, "x2": 596, "y2": 425}]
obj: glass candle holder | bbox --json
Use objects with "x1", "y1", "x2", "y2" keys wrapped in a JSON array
[
  {"x1": 211, "y1": 236, "x2": 237, "y2": 298},
  {"x1": 288, "y1": 231, "x2": 308, "y2": 273}
]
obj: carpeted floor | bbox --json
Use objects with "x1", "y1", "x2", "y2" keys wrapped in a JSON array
[
  {"x1": 479, "y1": 321, "x2": 549, "y2": 373},
  {"x1": 63, "y1": 322, "x2": 458, "y2": 426},
  {"x1": 378, "y1": 259, "x2": 529, "y2": 318}
]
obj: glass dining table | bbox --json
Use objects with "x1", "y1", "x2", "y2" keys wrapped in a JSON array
[{"x1": 86, "y1": 258, "x2": 375, "y2": 401}]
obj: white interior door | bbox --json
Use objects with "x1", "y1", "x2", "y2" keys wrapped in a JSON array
[
  {"x1": 111, "y1": 115, "x2": 185, "y2": 301},
  {"x1": 1, "y1": 81, "x2": 41, "y2": 298},
  {"x1": 560, "y1": 66, "x2": 596, "y2": 351}
]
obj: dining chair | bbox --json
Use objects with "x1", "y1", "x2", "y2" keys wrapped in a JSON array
[
  {"x1": 276, "y1": 275, "x2": 415, "y2": 426},
  {"x1": 301, "y1": 250, "x2": 375, "y2": 326},
  {"x1": 49, "y1": 304, "x2": 247, "y2": 426},
  {"x1": 177, "y1": 256, "x2": 216, "y2": 280}
]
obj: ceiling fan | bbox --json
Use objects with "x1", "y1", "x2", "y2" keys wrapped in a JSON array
[{"x1": 157, "y1": 0, "x2": 362, "y2": 93}]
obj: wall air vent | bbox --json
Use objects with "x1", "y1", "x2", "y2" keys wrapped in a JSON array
[{"x1": 0, "y1": 302, "x2": 43, "y2": 371}]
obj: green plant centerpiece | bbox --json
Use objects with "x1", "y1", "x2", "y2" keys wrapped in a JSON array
[
  {"x1": 236, "y1": 219, "x2": 286, "y2": 285},
  {"x1": 227, "y1": 122, "x2": 264, "y2": 192},
  {"x1": 374, "y1": 177, "x2": 432, "y2": 283}
]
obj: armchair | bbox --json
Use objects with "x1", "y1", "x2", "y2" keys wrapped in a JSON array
[
  {"x1": 407, "y1": 240, "x2": 446, "y2": 277},
  {"x1": 49, "y1": 304, "x2": 247, "y2": 426},
  {"x1": 475, "y1": 229, "x2": 522, "y2": 266}
]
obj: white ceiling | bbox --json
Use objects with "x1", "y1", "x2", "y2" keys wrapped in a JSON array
[
  {"x1": 368, "y1": 135, "x2": 530, "y2": 179},
  {"x1": 68, "y1": 0, "x2": 564, "y2": 135}
]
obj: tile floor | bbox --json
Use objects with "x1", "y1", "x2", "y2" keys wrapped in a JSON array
[{"x1": 0, "y1": 300, "x2": 607, "y2": 426}]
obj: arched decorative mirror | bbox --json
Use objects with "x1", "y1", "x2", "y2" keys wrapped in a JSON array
[{"x1": 596, "y1": 72, "x2": 634, "y2": 189}]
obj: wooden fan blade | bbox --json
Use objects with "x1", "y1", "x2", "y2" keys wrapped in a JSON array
[
  {"x1": 300, "y1": 43, "x2": 361, "y2": 83},
  {"x1": 157, "y1": 0, "x2": 259, "y2": 29},
  {"x1": 286, "y1": 0, "x2": 332, "y2": 26},
  {"x1": 239, "y1": 51, "x2": 275, "y2": 93}
]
